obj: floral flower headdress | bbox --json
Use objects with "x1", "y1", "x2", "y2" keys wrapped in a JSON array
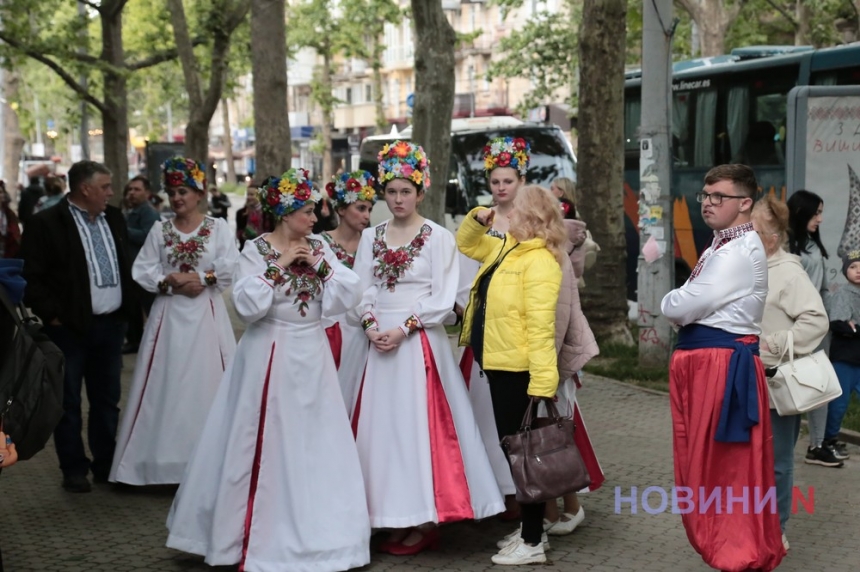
[
  {"x1": 378, "y1": 140, "x2": 430, "y2": 190},
  {"x1": 162, "y1": 156, "x2": 206, "y2": 192},
  {"x1": 325, "y1": 170, "x2": 378, "y2": 209},
  {"x1": 483, "y1": 136, "x2": 530, "y2": 177},
  {"x1": 257, "y1": 167, "x2": 323, "y2": 218}
]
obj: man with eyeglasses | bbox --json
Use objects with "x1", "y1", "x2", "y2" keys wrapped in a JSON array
[{"x1": 660, "y1": 164, "x2": 784, "y2": 571}]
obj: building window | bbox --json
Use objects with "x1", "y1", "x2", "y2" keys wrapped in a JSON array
[
  {"x1": 345, "y1": 87, "x2": 353, "y2": 104},
  {"x1": 366, "y1": 84, "x2": 372, "y2": 102}
]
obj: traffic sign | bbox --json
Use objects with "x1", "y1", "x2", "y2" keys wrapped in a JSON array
[{"x1": 406, "y1": 93, "x2": 414, "y2": 108}]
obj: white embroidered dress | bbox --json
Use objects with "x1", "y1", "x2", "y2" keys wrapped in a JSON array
[
  {"x1": 348, "y1": 219, "x2": 505, "y2": 528},
  {"x1": 319, "y1": 231, "x2": 365, "y2": 415},
  {"x1": 109, "y1": 216, "x2": 238, "y2": 485},
  {"x1": 166, "y1": 235, "x2": 370, "y2": 572}
]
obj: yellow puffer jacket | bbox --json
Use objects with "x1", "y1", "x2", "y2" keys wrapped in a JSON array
[{"x1": 457, "y1": 207, "x2": 562, "y2": 397}]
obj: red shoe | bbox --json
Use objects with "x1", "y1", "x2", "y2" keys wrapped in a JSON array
[{"x1": 386, "y1": 529, "x2": 440, "y2": 556}]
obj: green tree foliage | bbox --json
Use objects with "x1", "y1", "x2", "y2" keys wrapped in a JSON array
[
  {"x1": 487, "y1": 0, "x2": 581, "y2": 114},
  {"x1": 341, "y1": 0, "x2": 402, "y2": 132}
]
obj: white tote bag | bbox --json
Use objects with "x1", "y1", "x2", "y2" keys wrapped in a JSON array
[{"x1": 766, "y1": 330, "x2": 842, "y2": 416}]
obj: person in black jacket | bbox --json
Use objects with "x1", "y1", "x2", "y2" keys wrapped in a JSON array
[
  {"x1": 19, "y1": 160, "x2": 136, "y2": 493},
  {"x1": 17, "y1": 177, "x2": 44, "y2": 227}
]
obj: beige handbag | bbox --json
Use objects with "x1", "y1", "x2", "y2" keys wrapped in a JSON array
[{"x1": 766, "y1": 330, "x2": 842, "y2": 416}]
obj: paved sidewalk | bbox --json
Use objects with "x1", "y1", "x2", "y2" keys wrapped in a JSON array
[{"x1": 3, "y1": 335, "x2": 858, "y2": 570}]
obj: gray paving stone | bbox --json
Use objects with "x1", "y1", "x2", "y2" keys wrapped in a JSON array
[{"x1": 3, "y1": 330, "x2": 859, "y2": 570}]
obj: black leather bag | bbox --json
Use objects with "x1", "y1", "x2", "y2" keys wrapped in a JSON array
[
  {"x1": 0, "y1": 286, "x2": 65, "y2": 460},
  {"x1": 501, "y1": 397, "x2": 591, "y2": 503}
]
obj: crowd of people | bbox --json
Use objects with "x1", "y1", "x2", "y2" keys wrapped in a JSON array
[
  {"x1": 1, "y1": 138, "x2": 605, "y2": 571},
  {"x1": 0, "y1": 136, "x2": 857, "y2": 571}
]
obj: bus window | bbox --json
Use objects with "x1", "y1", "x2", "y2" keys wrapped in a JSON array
[
  {"x1": 624, "y1": 94, "x2": 641, "y2": 153},
  {"x1": 673, "y1": 89, "x2": 717, "y2": 168}
]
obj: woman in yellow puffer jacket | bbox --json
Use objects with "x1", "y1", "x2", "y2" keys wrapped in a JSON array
[{"x1": 457, "y1": 185, "x2": 565, "y2": 566}]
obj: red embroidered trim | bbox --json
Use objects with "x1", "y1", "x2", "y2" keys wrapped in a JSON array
[{"x1": 239, "y1": 342, "x2": 275, "y2": 572}]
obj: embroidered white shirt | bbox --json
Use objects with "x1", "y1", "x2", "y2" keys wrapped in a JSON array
[
  {"x1": 68, "y1": 201, "x2": 122, "y2": 315},
  {"x1": 661, "y1": 225, "x2": 767, "y2": 335}
]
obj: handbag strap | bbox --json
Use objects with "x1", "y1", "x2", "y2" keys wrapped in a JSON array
[
  {"x1": 775, "y1": 330, "x2": 795, "y2": 367},
  {"x1": 518, "y1": 397, "x2": 563, "y2": 431}
]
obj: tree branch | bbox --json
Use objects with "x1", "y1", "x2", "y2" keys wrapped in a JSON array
[
  {"x1": 79, "y1": 0, "x2": 101, "y2": 10},
  {"x1": 124, "y1": 37, "x2": 206, "y2": 70},
  {"x1": 764, "y1": 0, "x2": 797, "y2": 27},
  {"x1": 725, "y1": 0, "x2": 750, "y2": 24},
  {"x1": 675, "y1": 0, "x2": 703, "y2": 23},
  {"x1": 0, "y1": 33, "x2": 107, "y2": 115}
]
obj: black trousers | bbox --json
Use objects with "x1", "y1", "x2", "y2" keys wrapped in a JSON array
[
  {"x1": 44, "y1": 315, "x2": 124, "y2": 479},
  {"x1": 484, "y1": 369, "x2": 546, "y2": 546}
]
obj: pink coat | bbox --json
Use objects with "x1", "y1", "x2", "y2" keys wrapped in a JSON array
[{"x1": 556, "y1": 219, "x2": 599, "y2": 380}]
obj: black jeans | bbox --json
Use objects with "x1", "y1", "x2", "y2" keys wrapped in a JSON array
[
  {"x1": 484, "y1": 369, "x2": 546, "y2": 546},
  {"x1": 45, "y1": 315, "x2": 124, "y2": 479}
]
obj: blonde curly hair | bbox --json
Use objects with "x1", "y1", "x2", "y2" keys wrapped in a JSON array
[{"x1": 509, "y1": 185, "x2": 567, "y2": 264}]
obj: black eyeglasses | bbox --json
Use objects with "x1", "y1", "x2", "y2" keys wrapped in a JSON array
[{"x1": 695, "y1": 191, "x2": 747, "y2": 206}]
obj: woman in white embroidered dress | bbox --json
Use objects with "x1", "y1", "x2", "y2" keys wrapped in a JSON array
[
  {"x1": 348, "y1": 141, "x2": 504, "y2": 555},
  {"x1": 166, "y1": 169, "x2": 370, "y2": 572},
  {"x1": 320, "y1": 171, "x2": 376, "y2": 412},
  {"x1": 109, "y1": 157, "x2": 238, "y2": 485}
]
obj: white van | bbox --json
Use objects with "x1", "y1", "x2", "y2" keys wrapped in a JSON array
[{"x1": 358, "y1": 116, "x2": 577, "y2": 230}]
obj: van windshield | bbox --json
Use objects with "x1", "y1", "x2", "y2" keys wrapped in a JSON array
[
  {"x1": 453, "y1": 127, "x2": 576, "y2": 207},
  {"x1": 359, "y1": 126, "x2": 576, "y2": 214}
]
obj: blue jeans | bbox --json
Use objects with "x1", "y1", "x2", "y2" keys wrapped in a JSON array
[
  {"x1": 769, "y1": 409, "x2": 800, "y2": 533},
  {"x1": 45, "y1": 315, "x2": 124, "y2": 478},
  {"x1": 825, "y1": 361, "x2": 860, "y2": 441}
]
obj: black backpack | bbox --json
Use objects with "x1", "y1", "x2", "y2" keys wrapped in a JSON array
[{"x1": 0, "y1": 286, "x2": 65, "y2": 460}]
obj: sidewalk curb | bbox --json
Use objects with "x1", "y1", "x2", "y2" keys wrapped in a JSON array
[{"x1": 583, "y1": 371, "x2": 860, "y2": 446}]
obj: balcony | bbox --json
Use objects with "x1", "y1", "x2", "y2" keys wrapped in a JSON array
[{"x1": 334, "y1": 103, "x2": 378, "y2": 130}]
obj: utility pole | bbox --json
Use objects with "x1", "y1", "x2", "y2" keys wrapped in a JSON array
[{"x1": 637, "y1": 0, "x2": 675, "y2": 366}]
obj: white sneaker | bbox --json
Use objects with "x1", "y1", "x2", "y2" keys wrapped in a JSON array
[
  {"x1": 546, "y1": 507, "x2": 585, "y2": 536},
  {"x1": 496, "y1": 526, "x2": 550, "y2": 551},
  {"x1": 782, "y1": 533, "x2": 790, "y2": 551},
  {"x1": 491, "y1": 537, "x2": 547, "y2": 565}
]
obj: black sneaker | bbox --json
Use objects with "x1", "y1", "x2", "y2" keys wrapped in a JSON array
[
  {"x1": 804, "y1": 446, "x2": 844, "y2": 468},
  {"x1": 62, "y1": 474, "x2": 92, "y2": 493},
  {"x1": 823, "y1": 439, "x2": 850, "y2": 460}
]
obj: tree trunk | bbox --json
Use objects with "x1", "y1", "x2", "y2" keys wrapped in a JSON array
[
  {"x1": 410, "y1": 0, "x2": 456, "y2": 225},
  {"x1": 372, "y1": 42, "x2": 387, "y2": 132},
  {"x1": 222, "y1": 99, "x2": 236, "y2": 183},
  {"x1": 321, "y1": 52, "x2": 334, "y2": 183},
  {"x1": 677, "y1": 0, "x2": 745, "y2": 57},
  {"x1": 101, "y1": 4, "x2": 129, "y2": 203},
  {"x1": 251, "y1": 0, "x2": 291, "y2": 178},
  {"x1": 794, "y1": 0, "x2": 809, "y2": 45},
  {"x1": 3, "y1": 70, "x2": 26, "y2": 190},
  {"x1": 577, "y1": 0, "x2": 633, "y2": 345}
]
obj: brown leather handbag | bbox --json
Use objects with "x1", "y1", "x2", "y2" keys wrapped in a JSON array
[{"x1": 501, "y1": 397, "x2": 591, "y2": 503}]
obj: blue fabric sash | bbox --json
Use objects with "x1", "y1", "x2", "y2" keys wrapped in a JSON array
[
  {"x1": 0, "y1": 259, "x2": 26, "y2": 304},
  {"x1": 676, "y1": 324, "x2": 760, "y2": 443}
]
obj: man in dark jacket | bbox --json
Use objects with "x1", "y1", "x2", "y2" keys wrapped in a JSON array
[
  {"x1": 17, "y1": 176, "x2": 44, "y2": 227},
  {"x1": 122, "y1": 175, "x2": 160, "y2": 353},
  {"x1": 19, "y1": 160, "x2": 136, "y2": 493}
]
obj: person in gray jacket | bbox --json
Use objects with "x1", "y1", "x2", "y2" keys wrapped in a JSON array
[
  {"x1": 123, "y1": 175, "x2": 160, "y2": 353},
  {"x1": 786, "y1": 190, "x2": 844, "y2": 467}
]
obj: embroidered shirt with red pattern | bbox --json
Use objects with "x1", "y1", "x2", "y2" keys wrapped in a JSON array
[{"x1": 688, "y1": 222, "x2": 754, "y2": 282}]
